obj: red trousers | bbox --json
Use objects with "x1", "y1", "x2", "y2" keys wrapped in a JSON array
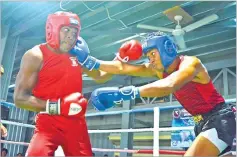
[{"x1": 26, "y1": 114, "x2": 92, "y2": 156}]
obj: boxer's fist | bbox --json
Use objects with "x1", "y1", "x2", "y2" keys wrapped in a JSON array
[
  {"x1": 90, "y1": 87, "x2": 120, "y2": 111},
  {"x1": 70, "y1": 37, "x2": 100, "y2": 71},
  {"x1": 90, "y1": 86, "x2": 140, "y2": 111},
  {"x1": 69, "y1": 36, "x2": 90, "y2": 64},
  {"x1": 46, "y1": 93, "x2": 87, "y2": 117},
  {"x1": 117, "y1": 40, "x2": 142, "y2": 62}
]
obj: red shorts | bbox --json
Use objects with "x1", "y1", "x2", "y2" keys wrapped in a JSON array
[{"x1": 26, "y1": 114, "x2": 92, "y2": 156}]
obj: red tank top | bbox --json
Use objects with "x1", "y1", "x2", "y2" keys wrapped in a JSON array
[
  {"x1": 33, "y1": 44, "x2": 84, "y2": 128},
  {"x1": 33, "y1": 44, "x2": 83, "y2": 100},
  {"x1": 163, "y1": 56, "x2": 225, "y2": 115}
]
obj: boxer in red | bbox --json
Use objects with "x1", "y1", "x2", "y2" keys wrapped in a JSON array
[{"x1": 14, "y1": 11, "x2": 112, "y2": 156}]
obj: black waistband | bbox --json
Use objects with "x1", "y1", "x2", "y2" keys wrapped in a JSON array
[{"x1": 200, "y1": 102, "x2": 226, "y2": 119}]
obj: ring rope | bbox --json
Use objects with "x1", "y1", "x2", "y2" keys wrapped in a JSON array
[
  {"x1": 1, "y1": 140, "x2": 236, "y2": 156},
  {"x1": 92, "y1": 148, "x2": 186, "y2": 155},
  {"x1": 0, "y1": 140, "x2": 187, "y2": 155},
  {"x1": 88, "y1": 126, "x2": 194, "y2": 133},
  {"x1": 1, "y1": 120, "x2": 35, "y2": 128},
  {"x1": 0, "y1": 140, "x2": 185, "y2": 154},
  {"x1": 1, "y1": 119, "x2": 194, "y2": 133}
]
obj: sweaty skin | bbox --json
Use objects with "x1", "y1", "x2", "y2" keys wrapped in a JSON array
[
  {"x1": 14, "y1": 26, "x2": 113, "y2": 112},
  {"x1": 184, "y1": 135, "x2": 220, "y2": 156},
  {"x1": 14, "y1": 48, "x2": 46, "y2": 112}
]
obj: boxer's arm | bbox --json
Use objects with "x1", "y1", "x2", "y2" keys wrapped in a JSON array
[
  {"x1": 90, "y1": 57, "x2": 207, "y2": 110},
  {"x1": 138, "y1": 57, "x2": 203, "y2": 97},
  {"x1": 98, "y1": 40, "x2": 156, "y2": 77},
  {"x1": 98, "y1": 60, "x2": 156, "y2": 77},
  {"x1": 82, "y1": 56, "x2": 154, "y2": 83},
  {"x1": 14, "y1": 50, "x2": 47, "y2": 112},
  {"x1": 71, "y1": 38, "x2": 155, "y2": 77},
  {"x1": 83, "y1": 68, "x2": 113, "y2": 84}
]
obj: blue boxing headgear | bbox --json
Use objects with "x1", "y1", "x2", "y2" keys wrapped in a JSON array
[{"x1": 142, "y1": 33, "x2": 177, "y2": 69}]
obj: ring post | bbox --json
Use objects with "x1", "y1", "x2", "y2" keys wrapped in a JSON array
[{"x1": 153, "y1": 107, "x2": 160, "y2": 156}]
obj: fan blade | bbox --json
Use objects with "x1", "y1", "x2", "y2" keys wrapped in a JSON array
[
  {"x1": 137, "y1": 24, "x2": 174, "y2": 33},
  {"x1": 183, "y1": 14, "x2": 219, "y2": 32},
  {"x1": 174, "y1": 35, "x2": 186, "y2": 49}
]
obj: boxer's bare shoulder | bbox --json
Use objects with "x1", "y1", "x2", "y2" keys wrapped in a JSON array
[
  {"x1": 26, "y1": 45, "x2": 43, "y2": 60},
  {"x1": 181, "y1": 55, "x2": 210, "y2": 84},
  {"x1": 22, "y1": 45, "x2": 43, "y2": 72}
]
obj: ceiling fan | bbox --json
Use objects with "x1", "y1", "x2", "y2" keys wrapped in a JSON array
[{"x1": 137, "y1": 14, "x2": 219, "y2": 49}]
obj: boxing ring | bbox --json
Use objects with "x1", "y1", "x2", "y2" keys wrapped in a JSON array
[{"x1": 1, "y1": 98, "x2": 236, "y2": 156}]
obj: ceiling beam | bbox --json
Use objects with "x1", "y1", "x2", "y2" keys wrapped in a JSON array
[
  {"x1": 10, "y1": 3, "x2": 60, "y2": 36},
  {"x1": 87, "y1": 25, "x2": 235, "y2": 58},
  {"x1": 2, "y1": 2, "x2": 27, "y2": 21},
  {"x1": 10, "y1": 2, "x2": 122, "y2": 37},
  {"x1": 83, "y1": 2, "x2": 233, "y2": 45},
  {"x1": 81, "y1": 1, "x2": 159, "y2": 33},
  {"x1": 204, "y1": 56, "x2": 236, "y2": 71}
]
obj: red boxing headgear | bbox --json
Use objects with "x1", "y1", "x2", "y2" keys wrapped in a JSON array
[{"x1": 46, "y1": 11, "x2": 81, "y2": 49}]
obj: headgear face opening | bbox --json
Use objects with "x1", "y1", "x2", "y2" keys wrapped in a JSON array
[
  {"x1": 142, "y1": 33, "x2": 177, "y2": 69},
  {"x1": 46, "y1": 11, "x2": 81, "y2": 49}
]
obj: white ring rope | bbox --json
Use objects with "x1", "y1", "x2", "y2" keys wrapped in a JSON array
[
  {"x1": 1, "y1": 120, "x2": 35, "y2": 128},
  {"x1": 1, "y1": 140, "x2": 29, "y2": 146},
  {"x1": 1, "y1": 140, "x2": 236, "y2": 156},
  {"x1": 88, "y1": 126, "x2": 194, "y2": 133},
  {"x1": 93, "y1": 148, "x2": 138, "y2": 153},
  {"x1": 1, "y1": 119, "x2": 194, "y2": 133}
]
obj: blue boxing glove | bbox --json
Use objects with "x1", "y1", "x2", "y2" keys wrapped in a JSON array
[
  {"x1": 90, "y1": 86, "x2": 140, "y2": 111},
  {"x1": 70, "y1": 36, "x2": 100, "y2": 71}
]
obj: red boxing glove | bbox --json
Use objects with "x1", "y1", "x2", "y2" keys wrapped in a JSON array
[
  {"x1": 116, "y1": 40, "x2": 143, "y2": 62},
  {"x1": 46, "y1": 93, "x2": 88, "y2": 117}
]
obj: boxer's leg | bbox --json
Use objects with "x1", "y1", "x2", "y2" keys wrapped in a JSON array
[
  {"x1": 26, "y1": 114, "x2": 63, "y2": 156},
  {"x1": 62, "y1": 120, "x2": 93, "y2": 156},
  {"x1": 184, "y1": 129, "x2": 223, "y2": 156},
  {"x1": 185, "y1": 106, "x2": 236, "y2": 156},
  {"x1": 26, "y1": 131, "x2": 59, "y2": 156}
]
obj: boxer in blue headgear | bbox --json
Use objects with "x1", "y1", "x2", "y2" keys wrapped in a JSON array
[
  {"x1": 142, "y1": 34, "x2": 177, "y2": 69},
  {"x1": 71, "y1": 31, "x2": 236, "y2": 157}
]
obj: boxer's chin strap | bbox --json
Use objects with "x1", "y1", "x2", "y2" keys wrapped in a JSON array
[{"x1": 115, "y1": 53, "x2": 129, "y2": 62}]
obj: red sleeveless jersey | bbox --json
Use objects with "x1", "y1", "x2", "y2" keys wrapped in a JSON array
[
  {"x1": 163, "y1": 56, "x2": 225, "y2": 115},
  {"x1": 32, "y1": 44, "x2": 84, "y2": 129},
  {"x1": 33, "y1": 44, "x2": 83, "y2": 100}
]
